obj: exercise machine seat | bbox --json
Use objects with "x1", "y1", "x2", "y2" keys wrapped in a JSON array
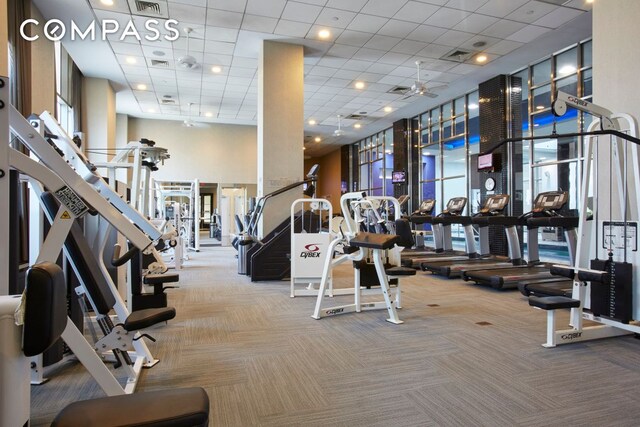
[
  {"x1": 386, "y1": 266, "x2": 416, "y2": 277},
  {"x1": 123, "y1": 307, "x2": 176, "y2": 331},
  {"x1": 51, "y1": 387, "x2": 210, "y2": 427},
  {"x1": 23, "y1": 263, "x2": 68, "y2": 357},
  {"x1": 394, "y1": 218, "x2": 415, "y2": 248},
  {"x1": 350, "y1": 232, "x2": 400, "y2": 250},
  {"x1": 143, "y1": 273, "x2": 180, "y2": 286},
  {"x1": 528, "y1": 295, "x2": 580, "y2": 310}
]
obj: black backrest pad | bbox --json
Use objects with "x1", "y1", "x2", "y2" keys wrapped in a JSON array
[
  {"x1": 41, "y1": 192, "x2": 116, "y2": 314},
  {"x1": 394, "y1": 219, "x2": 415, "y2": 248},
  {"x1": 23, "y1": 262, "x2": 68, "y2": 357}
]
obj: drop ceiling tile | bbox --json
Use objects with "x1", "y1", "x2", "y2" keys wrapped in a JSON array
[
  {"x1": 454, "y1": 13, "x2": 499, "y2": 33},
  {"x1": 346, "y1": 14, "x2": 389, "y2": 33},
  {"x1": 305, "y1": 84, "x2": 322, "y2": 92},
  {"x1": 241, "y1": 14, "x2": 278, "y2": 33},
  {"x1": 141, "y1": 37, "x2": 174, "y2": 49},
  {"x1": 110, "y1": 41, "x2": 145, "y2": 56},
  {"x1": 389, "y1": 65, "x2": 416, "y2": 77},
  {"x1": 228, "y1": 67, "x2": 255, "y2": 77},
  {"x1": 378, "y1": 75, "x2": 406, "y2": 85},
  {"x1": 391, "y1": 39, "x2": 428, "y2": 55},
  {"x1": 203, "y1": 40, "x2": 236, "y2": 55},
  {"x1": 327, "y1": 44, "x2": 360, "y2": 58},
  {"x1": 245, "y1": 0, "x2": 287, "y2": 18},
  {"x1": 459, "y1": 35, "x2": 501, "y2": 51},
  {"x1": 315, "y1": 7, "x2": 357, "y2": 29},
  {"x1": 361, "y1": 0, "x2": 408, "y2": 17},
  {"x1": 448, "y1": 62, "x2": 481, "y2": 74},
  {"x1": 208, "y1": 0, "x2": 246, "y2": 13},
  {"x1": 445, "y1": 0, "x2": 489, "y2": 11},
  {"x1": 149, "y1": 68, "x2": 177, "y2": 78},
  {"x1": 366, "y1": 62, "x2": 396, "y2": 74},
  {"x1": 274, "y1": 19, "x2": 313, "y2": 37},
  {"x1": 433, "y1": 29, "x2": 474, "y2": 47},
  {"x1": 422, "y1": 59, "x2": 457, "y2": 72},
  {"x1": 393, "y1": 1, "x2": 439, "y2": 24},
  {"x1": 480, "y1": 19, "x2": 527, "y2": 38},
  {"x1": 309, "y1": 66, "x2": 339, "y2": 77},
  {"x1": 486, "y1": 39, "x2": 523, "y2": 55},
  {"x1": 334, "y1": 70, "x2": 360, "y2": 80},
  {"x1": 204, "y1": 26, "x2": 239, "y2": 42},
  {"x1": 334, "y1": 30, "x2": 373, "y2": 47},
  {"x1": 563, "y1": 0, "x2": 592, "y2": 11},
  {"x1": 168, "y1": 3, "x2": 207, "y2": 25},
  {"x1": 206, "y1": 10, "x2": 244, "y2": 29},
  {"x1": 378, "y1": 51, "x2": 412, "y2": 65},
  {"x1": 352, "y1": 47, "x2": 387, "y2": 62},
  {"x1": 318, "y1": 86, "x2": 345, "y2": 95},
  {"x1": 406, "y1": 25, "x2": 447, "y2": 43},
  {"x1": 342, "y1": 58, "x2": 374, "y2": 71},
  {"x1": 316, "y1": 57, "x2": 349, "y2": 68},
  {"x1": 533, "y1": 6, "x2": 583, "y2": 28},
  {"x1": 356, "y1": 72, "x2": 385, "y2": 83},
  {"x1": 378, "y1": 19, "x2": 419, "y2": 39},
  {"x1": 363, "y1": 83, "x2": 394, "y2": 93},
  {"x1": 363, "y1": 34, "x2": 401, "y2": 51},
  {"x1": 325, "y1": 0, "x2": 368, "y2": 12},
  {"x1": 227, "y1": 76, "x2": 252, "y2": 86},
  {"x1": 173, "y1": 37, "x2": 205, "y2": 52},
  {"x1": 203, "y1": 53, "x2": 233, "y2": 65},
  {"x1": 507, "y1": 24, "x2": 551, "y2": 43},
  {"x1": 122, "y1": 65, "x2": 150, "y2": 76},
  {"x1": 424, "y1": 7, "x2": 471, "y2": 28},
  {"x1": 281, "y1": 2, "x2": 323, "y2": 24},
  {"x1": 506, "y1": 1, "x2": 558, "y2": 24},
  {"x1": 177, "y1": 78, "x2": 203, "y2": 87},
  {"x1": 475, "y1": 0, "x2": 529, "y2": 18},
  {"x1": 324, "y1": 78, "x2": 352, "y2": 88}
]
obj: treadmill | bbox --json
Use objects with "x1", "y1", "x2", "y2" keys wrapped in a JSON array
[
  {"x1": 462, "y1": 191, "x2": 578, "y2": 290},
  {"x1": 421, "y1": 194, "x2": 523, "y2": 278},
  {"x1": 403, "y1": 197, "x2": 478, "y2": 267}
]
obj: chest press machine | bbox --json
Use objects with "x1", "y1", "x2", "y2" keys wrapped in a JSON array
[
  {"x1": 311, "y1": 192, "x2": 415, "y2": 324},
  {"x1": 0, "y1": 76, "x2": 180, "y2": 424}
]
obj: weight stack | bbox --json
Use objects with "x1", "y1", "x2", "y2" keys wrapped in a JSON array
[{"x1": 590, "y1": 259, "x2": 633, "y2": 324}]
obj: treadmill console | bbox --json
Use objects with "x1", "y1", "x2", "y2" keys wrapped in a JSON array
[
  {"x1": 479, "y1": 194, "x2": 509, "y2": 214},
  {"x1": 442, "y1": 197, "x2": 467, "y2": 215},
  {"x1": 532, "y1": 191, "x2": 568, "y2": 213},
  {"x1": 416, "y1": 199, "x2": 435, "y2": 215}
]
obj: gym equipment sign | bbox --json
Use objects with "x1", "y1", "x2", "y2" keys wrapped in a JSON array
[{"x1": 20, "y1": 18, "x2": 180, "y2": 42}]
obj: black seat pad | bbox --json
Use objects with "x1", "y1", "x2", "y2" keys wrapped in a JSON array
[
  {"x1": 51, "y1": 387, "x2": 209, "y2": 427},
  {"x1": 386, "y1": 266, "x2": 416, "y2": 276},
  {"x1": 529, "y1": 295, "x2": 580, "y2": 310},
  {"x1": 124, "y1": 307, "x2": 176, "y2": 331},
  {"x1": 350, "y1": 232, "x2": 400, "y2": 250},
  {"x1": 144, "y1": 273, "x2": 180, "y2": 285}
]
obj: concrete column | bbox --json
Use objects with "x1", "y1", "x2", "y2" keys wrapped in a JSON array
[
  {"x1": 82, "y1": 77, "x2": 116, "y2": 165},
  {"x1": 29, "y1": 3, "x2": 55, "y2": 115},
  {"x1": 257, "y1": 41, "x2": 304, "y2": 237},
  {"x1": 0, "y1": 0, "x2": 8, "y2": 295}
]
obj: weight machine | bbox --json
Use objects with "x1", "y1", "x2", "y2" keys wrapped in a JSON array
[{"x1": 153, "y1": 179, "x2": 201, "y2": 253}]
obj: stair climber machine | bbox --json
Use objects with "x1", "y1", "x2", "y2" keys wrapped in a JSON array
[
  {"x1": 421, "y1": 194, "x2": 522, "y2": 278},
  {"x1": 521, "y1": 93, "x2": 640, "y2": 347},
  {"x1": 402, "y1": 197, "x2": 476, "y2": 268},
  {"x1": 311, "y1": 192, "x2": 415, "y2": 324},
  {"x1": 238, "y1": 164, "x2": 320, "y2": 281},
  {"x1": 462, "y1": 191, "x2": 577, "y2": 290}
]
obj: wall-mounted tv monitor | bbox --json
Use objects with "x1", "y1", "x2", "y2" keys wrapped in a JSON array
[
  {"x1": 392, "y1": 170, "x2": 406, "y2": 184},
  {"x1": 478, "y1": 152, "x2": 500, "y2": 172}
]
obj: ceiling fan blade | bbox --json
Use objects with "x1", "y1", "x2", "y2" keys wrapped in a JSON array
[
  {"x1": 422, "y1": 92, "x2": 439, "y2": 98},
  {"x1": 401, "y1": 93, "x2": 414, "y2": 101},
  {"x1": 427, "y1": 84, "x2": 448, "y2": 92}
]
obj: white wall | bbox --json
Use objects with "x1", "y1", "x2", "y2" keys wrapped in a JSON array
[{"x1": 127, "y1": 117, "x2": 257, "y2": 184}]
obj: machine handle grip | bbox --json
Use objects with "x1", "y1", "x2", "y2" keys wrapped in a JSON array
[{"x1": 111, "y1": 244, "x2": 140, "y2": 267}]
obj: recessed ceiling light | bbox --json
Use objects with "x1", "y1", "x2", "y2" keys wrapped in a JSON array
[
  {"x1": 384, "y1": 106, "x2": 392, "y2": 113},
  {"x1": 211, "y1": 66, "x2": 222, "y2": 73},
  {"x1": 355, "y1": 81, "x2": 365, "y2": 89},
  {"x1": 137, "y1": 84, "x2": 147, "y2": 90},
  {"x1": 148, "y1": 108, "x2": 156, "y2": 113},
  {"x1": 354, "y1": 123, "x2": 362, "y2": 129},
  {"x1": 586, "y1": 0, "x2": 594, "y2": 3},
  {"x1": 536, "y1": 105, "x2": 544, "y2": 110},
  {"x1": 318, "y1": 29, "x2": 331, "y2": 39},
  {"x1": 314, "y1": 136, "x2": 321, "y2": 142},
  {"x1": 126, "y1": 57, "x2": 137, "y2": 64},
  {"x1": 100, "y1": 0, "x2": 114, "y2": 6},
  {"x1": 205, "y1": 112, "x2": 213, "y2": 117},
  {"x1": 476, "y1": 54, "x2": 487, "y2": 63},
  {"x1": 308, "y1": 119, "x2": 317, "y2": 125},
  {"x1": 303, "y1": 146, "x2": 306, "y2": 150}
]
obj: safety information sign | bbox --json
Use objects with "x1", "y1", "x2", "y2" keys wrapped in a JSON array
[
  {"x1": 54, "y1": 186, "x2": 88, "y2": 217},
  {"x1": 602, "y1": 221, "x2": 637, "y2": 252}
]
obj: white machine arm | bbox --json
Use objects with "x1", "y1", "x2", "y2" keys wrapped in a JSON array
[{"x1": 552, "y1": 91, "x2": 615, "y2": 130}]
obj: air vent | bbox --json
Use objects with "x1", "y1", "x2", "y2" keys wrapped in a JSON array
[
  {"x1": 127, "y1": 0, "x2": 169, "y2": 18},
  {"x1": 160, "y1": 99, "x2": 175, "y2": 105},
  {"x1": 387, "y1": 86, "x2": 410, "y2": 94},
  {"x1": 345, "y1": 114, "x2": 366, "y2": 120},
  {"x1": 441, "y1": 48, "x2": 474, "y2": 62},
  {"x1": 135, "y1": 0, "x2": 160, "y2": 14},
  {"x1": 150, "y1": 59, "x2": 170, "y2": 67}
]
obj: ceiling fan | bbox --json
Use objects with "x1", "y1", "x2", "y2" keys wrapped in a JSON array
[
  {"x1": 177, "y1": 28, "x2": 198, "y2": 70},
  {"x1": 402, "y1": 61, "x2": 448, "y2": 100},
  {"x1": 334, "y1": 114, "x2": 345, "y2": 137}
]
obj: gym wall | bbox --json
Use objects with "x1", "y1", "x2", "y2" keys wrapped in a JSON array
[
  {"x1": 127, "y1": 117, "x2": 258, "y2": 185},
  {"x1": 304, "y1": 148, "x2": 342, "y2": 211}
]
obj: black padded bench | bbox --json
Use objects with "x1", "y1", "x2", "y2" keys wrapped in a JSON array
[
  {"x1": 529, "y1": 295, "x2": 581, "y2": 348},
  {"x1": 349, "y1": 232, "x2": 400, "y2": 250},
  {"x1": 24, "y1": 262, "x2": 209, "y2": 427}
]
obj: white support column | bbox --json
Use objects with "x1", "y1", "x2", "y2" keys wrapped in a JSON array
[
  {"x1": 0, "y1": 75, "x2": 9, "y2": 295},
  {"x1": 257, "y1": 41, "x2": 304, "y2": 237}
]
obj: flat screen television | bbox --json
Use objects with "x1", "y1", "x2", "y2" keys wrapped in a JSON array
[
  {"x1": 478, "y1": 152, "x2": 500, "y2": 172},
  {"x1": 391, "y1": 170, "x2": 406, "y2": 184}
]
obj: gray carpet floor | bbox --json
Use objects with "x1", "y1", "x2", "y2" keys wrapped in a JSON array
[{"x1": 31, "y1": 245, "x2": 640, "y2": 426}]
